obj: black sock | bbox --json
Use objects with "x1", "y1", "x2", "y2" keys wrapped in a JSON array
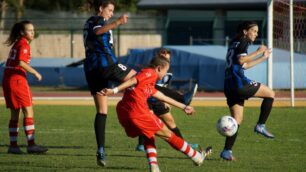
[
  {"x1": 258, "y1": 98, "x2": 274, "y2": 124},
  {"x1": 224, "y1": 125, "x2": 240, "y2": 150},
  {"x1": 94, "y1": 113, "x2": 107, "y2": 149},
  {"x1": 138, "y1": 135, "x2": 145, "y2": 145},
  {"x1": 171, "y1": 127, "x2": 183, "y2": 138},
  {"x1": 155, "y1": 85, "x2": 184, "y2": 103}
]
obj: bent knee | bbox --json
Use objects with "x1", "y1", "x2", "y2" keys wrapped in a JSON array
[{"x1": 269, "y1": 90, "x2": 275, "y2": 99}]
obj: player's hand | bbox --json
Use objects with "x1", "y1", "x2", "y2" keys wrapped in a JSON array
[
  {"x1": 257, "y1": 45, "x2": 267, "y2": 54},
  {"x1": 117, "y1": 13, "x2": 129, "y2": 25},
  {"x1": 35, "y1": 73, "x2": 42, "y2": 81},
  {"x1": 97, "y1": 88, "x2": 112, "y2": 96},
  {"x1": 263, "y1": 48, "x2": 272, "y2": 59},
  {"x1": 184, "y1": 106, "x2": 195, "y2": 115}
]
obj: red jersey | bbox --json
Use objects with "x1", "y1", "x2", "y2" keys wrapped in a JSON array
[
  {"x1": 120, "y1": 68, "x2": 158, "y2": 117},
  {"x1": 4, "y1": 37, "x2": 31, "y2": 79}
]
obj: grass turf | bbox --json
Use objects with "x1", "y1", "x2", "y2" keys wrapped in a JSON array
[{"x1": 0, "y1": 105, "x2": 305, "y2": 171}]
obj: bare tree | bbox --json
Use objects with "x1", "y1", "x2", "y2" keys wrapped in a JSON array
[{"x1": 0, "y1": 0, "x2": 8, "y2": 33}]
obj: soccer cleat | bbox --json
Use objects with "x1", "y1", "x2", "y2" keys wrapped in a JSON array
[
  {"x1": 8, "y1": 146, "x2": 24, "y2": 154},
  {"x1": 183, "y1": 83, "x2": 198, "y2": 105},
  {"x1": 193, "y1": 146, "x2": 212, "y2": 166},
  {"x1": 150, "y1": 164, "x2": 161, "y2": 172},
  {"x1": 27, "y1": 144, "x2": 48, "y2": 154},
  {"x1": 135, "y1": 144, "x2": 145, "y2": 152},
  {"x1": 254, "y1": 124, "x2": 275, "y2": 139},
  {"x1": 96, "y1": 151, "x2": 106, "y2": 167},
  {"x1": 220, "y1": 149, "x2": 235, "y2": 161}
]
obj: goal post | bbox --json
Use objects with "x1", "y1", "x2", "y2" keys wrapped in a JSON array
[{"x1": 268, "y1": 0, "x2": 306, "y2": 107}]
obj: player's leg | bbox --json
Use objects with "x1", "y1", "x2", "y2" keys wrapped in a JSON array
[
  {"x1": 135, "y1": 135, "x2": 145, "y2": 151},
  {"x1": 93, "y1": 94, "x2": 108, "y2": 166},
  {"x1": 253, "y1": 84, "x2": 275, "y2": 138},
  {"x1": 155, "y1": 83, "x2": 198, "y2": 105},
  {"x1": 22, "y1": 106, "x2": 48, "y2": 154},
  {"x1": 94, "y1": 64, "x2": 136, "y2": 166},
  {"x1": 7, "y1": 108, "x2": 23, "y2": 154},
  {"x1": 85, "y1": 69, "x2": 109, "y2": 166},
  {"x1": 155, "y1": 125, "x2": 210, "y2": 166},
  {"x1": 220, "y1": 104, "x2": 243, "y2": 161},
  {"x1": 143, "y1": 136, "x2": 161, "y2": 172}
]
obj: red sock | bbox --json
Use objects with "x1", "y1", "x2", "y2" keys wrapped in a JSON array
[
  {"x1": 167, "y1": 133, "x2": 197, "y2": 158},
  {"x1": 24, "y1": 117, "x2": 35, "y2": 146},
  {"x1": 9, "y1": 120, "x2": 19, "y2": 147},
  {"x1": 144, "y1": 137, "x2": 158, "y2": 165}
]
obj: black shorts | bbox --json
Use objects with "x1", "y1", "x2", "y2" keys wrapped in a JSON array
[
  {"x1": 225, "y1": 81, "x2": 261, "y2": 107},
  {"x1": 148, "y1": 99, "x2": 170, "y2": 116},
  {"x1": 85, "y1": 63, "x2": 132, "y2": 95}
]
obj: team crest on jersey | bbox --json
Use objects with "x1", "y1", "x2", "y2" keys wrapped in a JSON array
[
  {"x1": 145, "y1": 72, "x2": 152, "y2": 77},
  {"x1": 23, "y1": 48, "x2": 28, "y2": 54}
]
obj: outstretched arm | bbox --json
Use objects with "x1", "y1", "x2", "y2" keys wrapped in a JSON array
[
  {"x1": 95, "y1": 13, "x2": 128, "y2": 35},
  {"x1": 97, "y1": 76, "x2": 137, "y2": 96},
  {"x1": 152, "y1": 91, "x2": 195, "y2": 115}
]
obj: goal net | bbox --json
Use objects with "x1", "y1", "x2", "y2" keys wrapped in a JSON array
[{"x1": 273, "y1": 0, "x2": 306, "y2": 54}]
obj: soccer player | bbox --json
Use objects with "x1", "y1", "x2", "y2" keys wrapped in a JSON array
[
  {"x1": 221, "y1": 21, "x2": 275, "y2": 161},
  {"x1": 83, "y1": 0, "x2": 198, "y2": 166},
  {"x1": 135, "y1": 48, "x2": 199, "y2": 151},
  {"x1": 2, "y1": 20, "x2": 48, "y2": 154},
  {"x1": 99, "y1": 55, "x2": 211, "y2": 172},
  {"x1": 83, "y1": 0, "x2": 137, "y2": 166}
]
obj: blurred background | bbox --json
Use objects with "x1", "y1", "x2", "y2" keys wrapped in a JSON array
[{"x1": 0, "y1": 0, "x2": 305, "y2": 91}]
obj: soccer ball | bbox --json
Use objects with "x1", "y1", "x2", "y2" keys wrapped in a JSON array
[{"x1": 216, "y1": 116, "x2": 238, "y2": 137}]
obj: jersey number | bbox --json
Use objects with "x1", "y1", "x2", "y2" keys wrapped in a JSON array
[{"x1": 118, "y1": 64, "x2": 127, "y2": 71}]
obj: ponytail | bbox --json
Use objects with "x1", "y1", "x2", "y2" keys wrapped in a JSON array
[{"x1": 4, "y1": 20, "x2": 32, "y2": 46}]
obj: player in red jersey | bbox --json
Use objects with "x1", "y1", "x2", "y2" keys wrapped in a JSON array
[
  {"x1": 99, "y1": 55, "x2": 211, "y2": 172},
  {"x1": 2, "y1": 20, "x2": 48, "y2": 154}
]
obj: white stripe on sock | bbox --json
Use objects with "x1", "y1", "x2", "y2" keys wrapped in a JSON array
[
  {"x1": 180, "y1": 141, "x2": 188, "y2": 152},
  {"x1": 148, "y1": 157, "x2": 157, "y2": 163},
  {"x1": 24, "y1": 125, "x2": 35, "y2": 131},
  {"x1": 146, "y1": 148, "x2": 157, "y2": 154}
]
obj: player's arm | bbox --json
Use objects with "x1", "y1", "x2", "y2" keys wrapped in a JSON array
[
  {"x1": 19, "y1": 60, "x2": 42, "y2": 81},
  {"x1": 242, "y1": 48, "x2": 272, "y2": 69},
  {"x1": 238, "y1": 45, "x2": 267, "y2": 65},
  {"x1": 152, "y1": 91, "x2": 194, "y2": 115},
  {"x1": 95, "y1": 14, "x2": 128, "y2": 35},
  {"x1": 97, "y1": 76, "x2": 137, "y2": 96}
]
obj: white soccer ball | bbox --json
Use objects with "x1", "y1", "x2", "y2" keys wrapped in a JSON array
[{"x1": 216, "y1": 115, "x2": 238, "y2": 137}]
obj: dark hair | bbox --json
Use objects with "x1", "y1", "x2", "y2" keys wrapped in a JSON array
[
  {"x1": 157, "y1": 48, "x2": 171, "y2": 57},
  {"x1": 233, "y1": 21, "x2": 258, "y2": 41},
  {"x1": 86, "y1": 0, "x2": 115, "y2": 13},
  {"x1": 148, "y1": 55, "x2": 170, "y2": 69},
  {"x1": 4, "y1": 20, "x2": 32, "y2": 46}
]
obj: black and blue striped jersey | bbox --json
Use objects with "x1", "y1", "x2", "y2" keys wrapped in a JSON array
[
  {"x1": 224, "y1": 37, "x2": 252, "y2": 91},
  {"x1": 83, "y1": 15, "x2": 118, "y2": 71}
]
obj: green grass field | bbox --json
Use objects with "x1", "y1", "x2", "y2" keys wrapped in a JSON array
[{"x1": 0, "y1": 105, "x2": 305, "y2": 172}]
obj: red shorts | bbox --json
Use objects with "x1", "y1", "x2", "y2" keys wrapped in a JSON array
[
  {"x1": 116, "y1": 101, "x2": 164, "y2": 138},
  {"x1": 2, "y1": 77, "x2": 32, "y2": 109}
]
